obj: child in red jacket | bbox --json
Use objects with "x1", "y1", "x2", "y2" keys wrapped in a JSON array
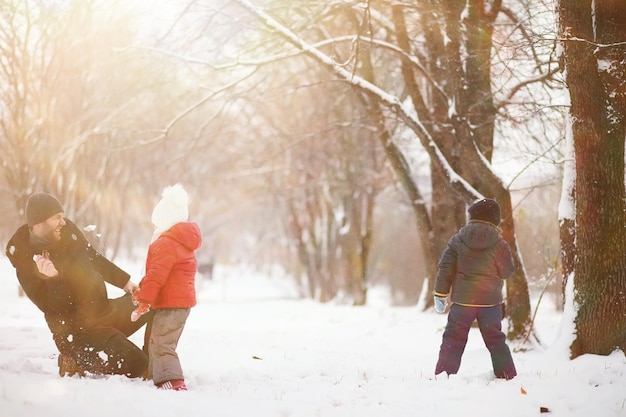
[{"x1": 132, "y1": 184, "x2": 202, "y2": 391}]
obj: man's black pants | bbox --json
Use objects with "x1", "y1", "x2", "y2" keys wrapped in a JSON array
[{"x1": 46, "y1": 294, "x2": 154, "y2": 378}]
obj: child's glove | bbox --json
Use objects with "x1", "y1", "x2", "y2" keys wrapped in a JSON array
[
  {"x1": 131, "y1": 289, "x2": 141, "y2": 306},
  {"x1": 131, "y1": 302, "x2": 151, "y2": 322},
  {"x1": 434, "y1": 296, "x2": 448, "y2": 313}
]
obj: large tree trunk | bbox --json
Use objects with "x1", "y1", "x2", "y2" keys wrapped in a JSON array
[
  {"x1": 392, "y1": 0, "x2": 532, "y2": 335},
  {"x1": 393, "y1": 3, "x2": 465, "y2": 310},
  {"x1": 440, "y1": 0, "x2": 532, "y2": 339},
  {"x1": 558, "y1": 0, "x2": 626, "y2": 357}
]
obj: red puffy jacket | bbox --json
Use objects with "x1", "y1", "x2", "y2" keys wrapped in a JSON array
[{"x1": 138, "y1": 222, "x2": 202, "y2": 309}]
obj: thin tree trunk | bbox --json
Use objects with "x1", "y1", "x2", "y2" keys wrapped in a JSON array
[
  {"x1": 393, "y1": 4, "x2": 462, "y2": 310},
  {"x1": 357, "y1": 24, "x2": 440, "y2": 294}
]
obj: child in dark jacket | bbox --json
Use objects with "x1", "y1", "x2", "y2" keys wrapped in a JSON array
[
  {"x1": 131, "y1": 184, "x2": 202, "y2": 391},
  {"x1": 433, "y1": 198, "x2": 517, "y2": 380}
]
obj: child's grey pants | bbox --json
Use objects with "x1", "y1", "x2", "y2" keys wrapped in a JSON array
[{"x1": 148, "y1": 308, "x2": 191, "y2": 385}]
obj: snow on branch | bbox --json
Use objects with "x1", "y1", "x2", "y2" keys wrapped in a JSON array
[
  {"x1": 234, "y1": 0, "x2": 482, "y2": 201},
  {"x1": 559, "y1": 35, "x2": 626, "y2": 49}
]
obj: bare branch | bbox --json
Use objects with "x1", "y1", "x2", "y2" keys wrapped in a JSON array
[
  {"x1": 495, "y1": 66, "x2": 561, "y2": 109},
  {"x1": 234, "y1": 0, "x2": 482, "y2": 201},
  {"x1": 125, "y1": 67, "x2": 258, "y2": 148},
  {"x1": 560, "y1": 35, "x2": 626, "y2": 49}
]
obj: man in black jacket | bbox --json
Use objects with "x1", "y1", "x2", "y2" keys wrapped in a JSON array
[{"x1": 6, "y1": 192, "x2": 153, "y2": 378}]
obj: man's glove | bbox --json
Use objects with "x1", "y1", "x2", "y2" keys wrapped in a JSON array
[
  {"x1": 434, "y1": 295, "x2": 448, "y2": 313},
  {"x1": 131, "y1": 302, "x2": 151, "y2": 322}
]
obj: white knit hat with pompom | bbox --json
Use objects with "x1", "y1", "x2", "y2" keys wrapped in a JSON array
[{"x1": 151, "y1": 184, "x2": 189, "y2": 242}]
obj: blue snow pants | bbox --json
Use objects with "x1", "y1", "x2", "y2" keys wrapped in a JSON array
[{"x1": 435, "y1": 303, "x2": 517, "y2": 379}]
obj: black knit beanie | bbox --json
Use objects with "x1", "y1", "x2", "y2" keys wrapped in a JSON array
[
  {"x1": 468, "y1": 198, "x2": 501, "y2": 226},
  {"x1": 25, "y1": 192, "x2": 64, "y2": 227}
]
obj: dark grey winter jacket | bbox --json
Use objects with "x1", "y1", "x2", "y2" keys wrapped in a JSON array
[{"x1": 434, "y1": 220, "x2": 515, "y2": 306}]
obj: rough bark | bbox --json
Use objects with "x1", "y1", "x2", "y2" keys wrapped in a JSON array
[{"x1": 558, "y1": 0, "x2": 626, "y2": 357}]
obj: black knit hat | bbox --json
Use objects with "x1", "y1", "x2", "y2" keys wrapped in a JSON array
[
  {"x1": 468, "y1": 198, "x2": 501, "y2": 226},
  {"x1": 25, "y1": 192, "x2": 64, "y2": 227}
]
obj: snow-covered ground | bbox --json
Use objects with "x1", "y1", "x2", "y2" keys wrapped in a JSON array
[{"x1": 0, "y1": 256, "x2": 624, "y2": 417}]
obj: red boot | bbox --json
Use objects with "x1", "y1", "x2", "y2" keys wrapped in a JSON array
[{"x1": 157, "y1": 379, "x2": 187, "y2": 391}]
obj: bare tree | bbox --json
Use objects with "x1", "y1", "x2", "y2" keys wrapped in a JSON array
[
  {"x1": 0, "y1": 0, "x2": 165, "y2": 247},
  {"x1": 0, "y1": 0, "x2": 242, "y2": 259},
  {"x1": 229, "y1": 0, "x2": 565, "y2": 340},
  {"x1": 0, "y1": 0, "x2": 569, "y2": 324}
]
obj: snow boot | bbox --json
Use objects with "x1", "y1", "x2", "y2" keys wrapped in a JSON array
[
  {"x1": 58, "y1": 353, "x2": 85, "y2": 377},
  {"x1": 157, "y1": 379, "x2": 187, "y2": 391}
]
